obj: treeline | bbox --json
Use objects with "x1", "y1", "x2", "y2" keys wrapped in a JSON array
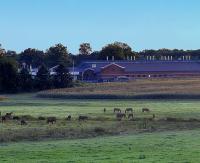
[
  {"x1": 1, "y1": 42, "x2": 200, "y2": 68},
  {"x1": 0, "y1": 43, "x2": 74, "y2": 93},
  {"x1": 0, "y1": 59, "x2": 73, "y2": 93},
  {"x1": 1, "y1": 42, "x2": 200, "y2": 93}
]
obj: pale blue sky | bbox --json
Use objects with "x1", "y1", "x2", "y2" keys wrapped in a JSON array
[{"x1": 0, "y1": 0, "x2": 200, "y2": 53}]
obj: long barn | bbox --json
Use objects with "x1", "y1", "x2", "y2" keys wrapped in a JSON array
[{"x1": 70, "y1": 60, "x2": 200, "y2": 82}]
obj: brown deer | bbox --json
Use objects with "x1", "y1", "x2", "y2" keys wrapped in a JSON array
[
  {"x1": 114, "y1": 108, "x2": 121, "y2": 113},
  {"x1": 142, "y1": 108, "x2": 150, "y2": 113},
  {"x1": 1, "y1": 116, "x2": 6, "y2": 123},
  {"x1": 116, "y1": 113, "x2": 126, "y2": 120},
  {"x1": 5, "y1": 112, "x2": 13, "y2": 119},
  {"x1": 21, "y1": 120, "x2": 27, "y2": 125},
  {"x1": 128, "y1": 113, "x2": 134, "y2": 119},
  {"x1": 125, "y1": 108, "x2": 133, "y2": 113},
  {"x1": 78, "y1": 115, "x2": 88, "y2": 121},
  {"x1": 66, "y1": 115, "x2": 72, "y2": 121},
  {"x1": 47, "y1": 117, "x2": 56, "y2": 124}
]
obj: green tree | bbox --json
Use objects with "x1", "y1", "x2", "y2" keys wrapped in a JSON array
[
  {"x1": 35, "y1": 65, "x2": 52, "y2": 90},
  {"x1": 0, "y1": 58, "x2": 19, "y2": 92},
  {"x1": 6, "y1": 50, "x2": 17, "y2": 57},
  {"x1": 46, "y1": 44, "x2": 71, "y2": 67},
  {"x1": 99, "y1": 42, "x2": 134, "y2": 60},
  {"x1": 19, "y1": 68, "x2": 33, "y2": 92},
  {"x1": 53, "y1": 64, "x2": 73, "y2": 88},
  {"x1": 19, "y1": 48, "x2": 45, "y2": 67},
  {"x1": 79, "y1": 43, "x2": 92, "y2": 55}
]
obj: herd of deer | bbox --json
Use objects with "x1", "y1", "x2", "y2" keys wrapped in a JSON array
[
  {"x1": 104, "y1": 107, "x2": 152, "y2": 120},
  {"x1": 0, "y1": 107, "x2": 153, "y2": 125},
  {"x1": 0, "y1": 112, "x2": 28, "y2": 125},
  {"x1": 0, "y1": 112, "x2": 89, "y2": 125}
]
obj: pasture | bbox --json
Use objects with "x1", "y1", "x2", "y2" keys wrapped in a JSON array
[
  {"x1": 1, "y1": 129, "x2": 200, "y2": 162},
  {"x1": 1, "y1": 93, "x2": 200, "y2": 162}
]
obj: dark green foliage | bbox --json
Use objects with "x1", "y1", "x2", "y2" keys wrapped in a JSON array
[
  {"x1": 18, "y1": 68, "x2": 34, "y2": 92},
  {"x1": 35, "y1": 65, "x2": 52, "y2": 90},
  {"x1": 138, "y1": 154, "x2": 146, "y2": 159},
  {"x1": 0, "y1": 57, "x2": 19, "y2": 92},
  {"x1": 79, "y1": 43, "x2": 92, "y2": 55},
  {"x1": 99, "y1": 42, "x2": 135, "y2": 60},
  {"x1": 53, "y1": 64, "x2": 73, "y2": 88},
  {"x1": 19, "y1": 48, "x2": 45, "y2": 67},
  {"x1": 46, "y1": 44, "x2": 72, "y2": 67},
  {"x1": 73, "y1": 51, "x2": 99, "y2": 66},
  {"x1": 38, "y1": 116, "x2": 46, "y2": 120}
]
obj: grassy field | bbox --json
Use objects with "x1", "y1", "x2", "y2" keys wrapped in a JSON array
[
  {"x1": 1, "y1": 129, "x2": 200, "y2": 163},
  {"x1": 2, "y1": 93, "x2": 200, "y2": 119},
  {"x1": 38, "y1": 78, "x2": 200, "y2": 99},
  {"x1": 1, "y1": 93, "x2": 200, "y2": 162}
]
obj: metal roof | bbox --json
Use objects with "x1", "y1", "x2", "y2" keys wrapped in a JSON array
[{"x1": 70, "y1": 60, "x2": 200, "y2": 73}]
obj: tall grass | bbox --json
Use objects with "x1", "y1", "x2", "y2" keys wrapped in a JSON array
[
  {"x1": 0, "y1": 96, "x2": 6, "y2": 101},
  {"x1": 37, "y1": 78, "x2": 200, "y2": 99}
]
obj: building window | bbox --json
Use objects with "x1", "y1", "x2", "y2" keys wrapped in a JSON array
[{"x1": 92, "y1": 64, "x2": 96, "y2": 68}]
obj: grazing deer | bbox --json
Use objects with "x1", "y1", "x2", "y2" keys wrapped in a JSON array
[
  {"x1": 21, "y1": 120, "x2": 27, "y2": 125},
  {"x1": 5, "y1": 112, "x2": 13, "y2": 119},
  {"x1": 116, "y1": 113, "x2": 126, "y2": 120},
  {"x1": 142, "y1": 108, "x2": 150, "y2": 113},
  {"x1": 47, "y1": 117, "x2": 56, "y2": 124},
  {"x1": 66, "y1": 115, "x2": 72, "y2": 121},
  {"x1": 78, "y1": 115, "x2": 88, "y2": 121},
  {"x1": 128, "y1": 113, "x2": 134, "y2": 119},
  {"x1": 113, "y1": 108, "x2": 121, "y2": 113},
  {"x1": 1, "y1": 116, "x2": 6, "y2": 123},
  {"x1": 13, "y1": 116, "x2": 20, "y2": 120},
  {"x1": 125, "y1": 108, "x2": 133, "y2": 113}
]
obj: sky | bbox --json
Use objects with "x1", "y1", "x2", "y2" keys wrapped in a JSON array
[{"x1": 0, "y1": 0, "x2": 200, "y2": 54}]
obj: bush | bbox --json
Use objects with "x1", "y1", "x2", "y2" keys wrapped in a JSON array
[
  {"x1": 20, "y1": 115, "x2": 35, "y2": 120},
  {"x1": 166, "y1": 117, "x2": 181, "y2": 122},
  {"x1": 38, "y1": 116, "x2": 46, "y2": 120},
  {"x1": 138, "y1": 154, "x2": 146, "y2": 159},
  {"x1": 94, "y1": 127, "x2": 105, "y2": 133}
]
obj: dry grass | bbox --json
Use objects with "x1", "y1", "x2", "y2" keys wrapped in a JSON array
[
  {"x1": 1, "y1": 118, "x2": 200, "y2": 143},
  {"x1": 37, "y1": 78, "x2": 200, "y2": 99},
  {"x1": 0, "y1": 96, "x2": 7, "y2": 101}
]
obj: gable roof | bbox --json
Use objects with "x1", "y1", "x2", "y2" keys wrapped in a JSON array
[{"x1": 101, "y1": 63, "x2": 125, "y2": 69}]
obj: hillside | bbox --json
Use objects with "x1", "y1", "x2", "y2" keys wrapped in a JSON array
[{"x1": 37, "y1": 78, "x2": 200, "y2": 99}]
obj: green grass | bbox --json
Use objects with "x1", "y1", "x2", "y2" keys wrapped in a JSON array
[
  {"x1": 1, "y1": 93, "x2": 200, "y2": 119},
  {"x1": 0, "y1": 129, "x2": 200, "y2": 163},
  {"x1": 1, "y1": 93, "x2": 200, "y2": 162}
]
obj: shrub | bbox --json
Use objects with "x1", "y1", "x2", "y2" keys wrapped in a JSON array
[
  {"x1": 20, "y1": 115, "x2": 35, "y2": 120},
  {"x1": 38, "y1": 116, "x2": 46, "y2": 120},
  {"x1": 138, "y1": 154, "x2": 146, "y2": 159},
  {"x1": 94, "y1": 127, "x2": 105, "y2": 133},
  {"x1": 166, "y1": 117, "x2": 181, "y2": 122}
]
